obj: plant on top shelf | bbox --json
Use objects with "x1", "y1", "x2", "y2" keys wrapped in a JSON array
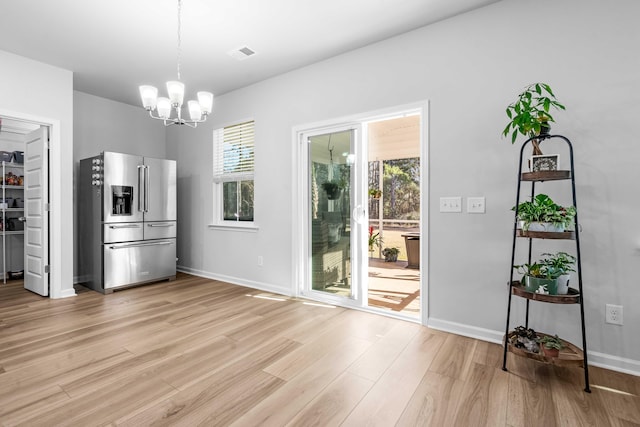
[
  {"x1": 537, "y1": 334, "x2": 564, "y2": 358},
  {"x1": 502, "y1": 83, "x2": 565, "y2": 155},
  {"x1": 382, "y1": 247, "x2": 400, "y2": 262},
  {"x1": 512, "y1": 193, "x2": 576, "y2": 232}
]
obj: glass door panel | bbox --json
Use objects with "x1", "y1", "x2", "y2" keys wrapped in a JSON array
[{"x1": 309, "y1": 130, "x2": 355, "y2": 297}]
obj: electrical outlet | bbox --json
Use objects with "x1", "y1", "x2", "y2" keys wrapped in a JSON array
[
  {"x1": 605, "y1": 304, "x2": 623, "y2": 325},
  {"x1": 440, "y1": 197, "x2": 462, "y2": 213}
]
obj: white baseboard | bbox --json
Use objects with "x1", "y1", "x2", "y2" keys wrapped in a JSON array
[
  {"x1": 428, "y1": 317, "x2": 505, "y2": 344},
  {"x1": 588, "y1": 351, "x2": 640, "y2": 377},
  {"x1": 51, "y1": 288, "x2": 77, "y2": 299},
  {"x1": 177, "y1": 265, "x2": 293, "y2": 297},
  {"x1": 428, "y1": 317, "x2": 640, "y2": 377}
]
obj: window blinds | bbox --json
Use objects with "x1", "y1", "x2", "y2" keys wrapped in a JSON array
[{"x1": 213, "y1": 120, "x2": 255, "y2": 183}]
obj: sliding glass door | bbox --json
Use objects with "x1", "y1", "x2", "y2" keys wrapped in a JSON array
[{"x1": 304, "y1": 126, "x2": 366, "y2": 304}]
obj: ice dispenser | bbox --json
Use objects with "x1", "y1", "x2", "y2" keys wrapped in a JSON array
[{"x1": 112, "y1": 185, "x2": 133, "y2": 215}]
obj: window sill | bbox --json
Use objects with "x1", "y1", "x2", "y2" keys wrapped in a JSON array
[{"x1": 208, "y1": 223, "x2": 259, "y2": 233}]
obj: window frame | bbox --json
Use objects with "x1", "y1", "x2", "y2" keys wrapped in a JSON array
[{"x1": 210, "y1": 119, "x2": 258, "y2": 231}]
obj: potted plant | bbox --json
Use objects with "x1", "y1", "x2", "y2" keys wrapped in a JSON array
[
  {"x1": 368, "y1": 226, "x2": 382, "y2": 255},
  {"x1": 368, "y1": 188, "x2": 382, "y2": 199},
  {"x1": 513, "y1": 261, "x2": 559, "y2": 294},
  {"x1": 512, "y1": 193, "x2": 576, "y2": 232},
  {"x1": 538, "y1": 334, "x2": 564, "y2": 358},
  {"x1": 322, "y1": 179, "x2": 346, "y2": 200},
  {"x1": 382, "y1": 247, "x2": 400, "y2": 262},
  {"x1": 511, "y1": 325, "x2": 539, "y2": 353},
  {"x1": 541, "y1": 251, "x2": 576, "y2": 294},
  {"x1": 502, "y1": 83, "x2": 565, "y2": 155}
]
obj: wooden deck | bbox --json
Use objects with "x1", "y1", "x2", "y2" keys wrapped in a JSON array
[{"x1": 368, "y1": 257, "x2": 420, "y2": 318}]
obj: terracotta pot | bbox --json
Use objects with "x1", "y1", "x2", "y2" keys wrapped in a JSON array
[{"x1": 542, "y1": 346, "x2": 559, "y2": 358}]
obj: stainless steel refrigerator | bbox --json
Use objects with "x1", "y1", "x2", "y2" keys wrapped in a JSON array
[{"x1": 78, "y1": 152, "x2": 177, "y2": 293}]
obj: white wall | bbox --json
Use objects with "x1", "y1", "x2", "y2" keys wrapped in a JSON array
[
  {"x1": 0, "y1": 50, "x2": 74, "y2": 298},
  {"x1": 73, "y1": 91, "x2": 167, "y2": 280},
  {"x1": 167, "y1": 0, "x2": 640, "y2": 372}
]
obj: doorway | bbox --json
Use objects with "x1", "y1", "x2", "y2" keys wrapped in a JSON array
[
  {"x1": 366, "y1": 115, "x2": 421, "y2": 318},
  {"x1": 0, "y1": 116, "x2": 50, "y2": 296},
  {"x1": 295, "y1": 103, "x2": 426, "y2": 322}
]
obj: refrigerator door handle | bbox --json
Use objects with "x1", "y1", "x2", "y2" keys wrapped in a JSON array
[
  {"x1": 144, "y1": 165, "x2": 150, "y2": 213},
  {"x1": 137, "y1": 164, "x2": 145, "y2": 212},
  {"x1": 109, "y1": 224, "x2": 141, "y2": 229},
  {"x1": 108, "y1": 241, "x2": 174, "y2": 250},
  {"x1": 147, "y1": 223, "x2": 174, "y2": 227}
]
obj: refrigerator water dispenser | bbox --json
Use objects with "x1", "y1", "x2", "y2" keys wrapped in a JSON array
[{"x1": 112, "y1": 185, "x2": 133, "y2": 215}]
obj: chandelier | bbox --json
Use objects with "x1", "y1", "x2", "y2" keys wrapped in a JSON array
[{"x1": 139, "y1": 0, "x2": 213, "y2": 127}]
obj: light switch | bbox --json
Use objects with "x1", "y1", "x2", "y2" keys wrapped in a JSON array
[
  {"x1": 467, "y1": 197, "x2": 485, "y2": 213},
  {"x1": 440, "y1": 197, "x2": 462, "y2": 213}
]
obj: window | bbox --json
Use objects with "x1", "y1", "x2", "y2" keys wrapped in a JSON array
[{"x1": 213, "y1": 120, "x2": 255, "y2": 225}]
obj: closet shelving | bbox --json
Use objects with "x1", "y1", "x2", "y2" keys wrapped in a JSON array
[{"x1": 1, "y1": 160, "x2": 25, "y2": 283}]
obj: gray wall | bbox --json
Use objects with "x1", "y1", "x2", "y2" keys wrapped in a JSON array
[
  {"x1": 166, "y1": 0, "x2": 640, "y2": 372},
  {"x1": 73, "y1": 91, "x2": 167, "y2": 281}
]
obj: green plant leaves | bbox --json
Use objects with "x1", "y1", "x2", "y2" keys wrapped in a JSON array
[
  {"x1": 512, "y1": 193, "x2": 576, "y2": 229},
  {"x1": 503, "y1": 82, "x2": 565, "y2": 143}
]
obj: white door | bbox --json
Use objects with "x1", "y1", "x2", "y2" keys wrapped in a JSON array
[
  {"x1": 302, "y1": 125, "x2": 367, "y2": 307},
  {"x1": 23, "y1": 127, "x2": 49, "y2": 296}
]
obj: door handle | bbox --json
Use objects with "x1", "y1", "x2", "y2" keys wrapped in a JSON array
[
  {"x1": 109, "y1": 224, "x2": 140, "y2": 229},
  {"x1": 144, "y1": 165, "x2": 150, "y2": 213},
  {"x1": 137, "y1": 165, "x2": 144, "y2": 212},
  {"x1": 352, "y1": 205, "x2": 365, "y2": 224},
  {"x1": 147, "y1": 223, "x2": 174, "y2": 227},
  {"x1": 108, "y1": 240, "x2": 174, "y2": 249}
]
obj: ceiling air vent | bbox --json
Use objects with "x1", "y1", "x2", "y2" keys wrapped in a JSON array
[{"x1": 228, "y1": 46, "x2": 256, "y2": 61}]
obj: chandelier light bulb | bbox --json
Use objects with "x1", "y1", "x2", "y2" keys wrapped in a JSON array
[
  {"x1": 188, "y1": 100, "x2": 202, "y2": 121},
  {"x1": 157, "y1": 97, "x2": 172, "y2": 119},
  {"x1": 166, "y1": 81, "x2": 185, "y2": 106},
  {"x1": 197, "y1": 91, "x2": 214, "y2": 115},
  {"x1": 139, "y1": 85, "x2": 158, "y2": 110}
]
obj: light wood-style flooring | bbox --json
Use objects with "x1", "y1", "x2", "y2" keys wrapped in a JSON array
[{"x1": 0, "y1": 273, "x2": 638, "y2": 426}]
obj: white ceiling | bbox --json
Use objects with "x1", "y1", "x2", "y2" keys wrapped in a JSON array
[{"x1": 0, "y1": 0, "x2": 500, "y2": 108}]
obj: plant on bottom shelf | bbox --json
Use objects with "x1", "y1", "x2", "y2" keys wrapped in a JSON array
[
  {"x1": 512, "y1": 326, "x2": 539, "y2": 353},
  {"x1": 538, "y1": 334, "x2": 564, "y2": 358}
]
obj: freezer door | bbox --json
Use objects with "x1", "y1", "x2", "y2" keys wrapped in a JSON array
[
  {"x1": 103, "y1": 222, "x2": 144, "y2": 243},
  {"x1": 143, "y1": 157, "x2": 176, "y2": 222},
  {"x1": 103, "y1": 239, "x2": 176, "y2": 289},
  {"x1": 144, "y1": 221, "x2": 177, "y2": 240},
  {"x1": 103, "y1": 152, "x2": 144, "y2": 223}
]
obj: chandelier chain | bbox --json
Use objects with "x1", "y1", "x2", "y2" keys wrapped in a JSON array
[{"x1": 176, "y1": 0, "x2": 182, "y2": 81}]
